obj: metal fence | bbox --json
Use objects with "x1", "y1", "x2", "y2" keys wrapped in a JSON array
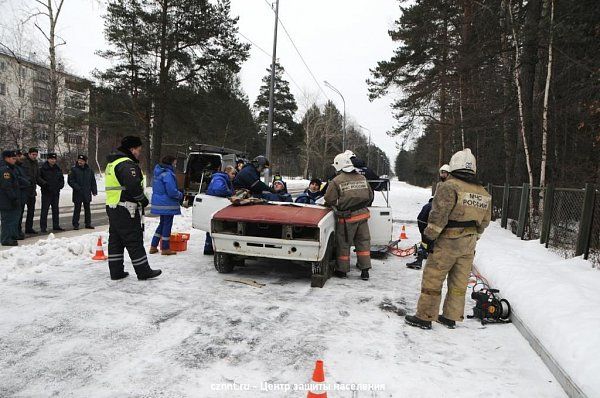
[{"x1": 488, "y1": 183, "x2": 599, "y2": 268}]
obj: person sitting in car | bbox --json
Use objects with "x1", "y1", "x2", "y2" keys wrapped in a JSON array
[
  {"x1": 269, "y1": 177, "x2": 292, "y2": 202},
  {"x1": 295, "y1": 178, "x2": 324, "y2": 204}
]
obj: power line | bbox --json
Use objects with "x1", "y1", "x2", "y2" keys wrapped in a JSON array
[
  {"x1": 261, "y1": 0, "x2": 330, "y2": 101},
  {"x1": 238, "y1": 30, "x2": 310, "y2": 100}
]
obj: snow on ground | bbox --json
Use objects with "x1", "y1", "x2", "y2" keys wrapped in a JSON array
[
  {"x1": 475, "y1": 225, "x2": 600, "y2": 397},
  {"x1": 0, "y1": 181, "x2": 566, "y2": 397}
]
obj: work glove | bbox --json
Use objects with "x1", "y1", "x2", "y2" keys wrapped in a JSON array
[
  {"x1": 139, "y1": 197, "x2": 150, "y2": 208},
  {"x1": 422, "y1": 237, "x2": 435, "y2": 253}
]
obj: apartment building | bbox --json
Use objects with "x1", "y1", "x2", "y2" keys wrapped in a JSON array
[{"x1": 0, "y1": 49, "x2": 90, "y2": 162}]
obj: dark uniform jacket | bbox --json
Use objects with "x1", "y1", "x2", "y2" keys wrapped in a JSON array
[
  {"x1": 68, "y1": 163, "x2": 98, "y2": 203},
  {"x1": 14, "y1": 162, "x2": 31, "y2": 203},
  {"x1": 0, "y1": 164, "x2": 20, "y2": 210},
  {"x1": 21, "y1": 155, "x2": 40, "y2": 197},
  {"x1": 39, "y1": 161, "x2": 64, "y2": 194},
  {"x1": 324, "y1": 171, "x2": 373, "y2": 217},
  {"x1": 107, "y1": 149, "x2": 148, "y2": 206},
  {"x1": 417, "y1": 198, "x2": 433, "y2": 235},
  {"x1": 233, "y1": 164, "x2": 269, "y2": 194}
]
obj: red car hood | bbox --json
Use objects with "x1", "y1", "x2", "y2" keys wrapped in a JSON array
[{"x1": 213, "y1": 204, "x2": 331, "y2": 228}]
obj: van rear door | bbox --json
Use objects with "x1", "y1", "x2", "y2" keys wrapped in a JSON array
[{"x1": 368, "y1": 206, "x2": 393, "y2": 246}]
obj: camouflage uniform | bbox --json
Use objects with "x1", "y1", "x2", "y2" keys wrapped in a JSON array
[
  {"x1": 324, "y1": 172, "x2": 374, "y2": 272},
  {"x1": 416, "y1": 175, "x2": 491, "y2": 322}
]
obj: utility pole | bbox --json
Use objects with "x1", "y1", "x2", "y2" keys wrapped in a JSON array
[
  {"x1": 324, "y1": 80, "x2": 346, "y2": 151},
  {"x1": 265, "y1": 0, "x2": 280, "y2": 183}
]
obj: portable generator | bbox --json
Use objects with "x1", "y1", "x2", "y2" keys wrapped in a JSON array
[{"x1": 467, "y1": 287, "x2": 511, "y2": 325}]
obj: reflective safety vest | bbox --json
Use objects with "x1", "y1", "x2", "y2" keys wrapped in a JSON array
[{"x1": 105, "y1": 157, "x2": 144, "y2": 206}]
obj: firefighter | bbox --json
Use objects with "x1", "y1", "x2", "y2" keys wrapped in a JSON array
[
  {"x1": 324, "y1": 151, "x2": 374, "y2": 281},
  {"x1": 105, "y1": 136, "x2": 161, "y2": 281},
  {"x1": 439, "y1": 164, "x2": 450, "y2": 182},
  {"x1": 405, "y1": 148, "x2": 491, "y2": 330},
  {"x1": 0, "y1": 150, "x2": 21, "y2": 246}
]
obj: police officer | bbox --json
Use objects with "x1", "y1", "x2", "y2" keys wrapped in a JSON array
[
  {"x1": 22, "y1": 148, "x2": 40, "y2": 234},
  {"x1": 233, "y1": 155, "x2": 271, "y2": 195},
  {"x1": 105, "y1": 136, "x2": 161, "y2": 281},
  {"x1": 14, "y1": 150, "x2": 31, "y2": 239},
  {"x1": 0, "y1": 150, "x2": 21, "y2": 246},
  {"x1": 324, "y1": 151, "x2": 374, "y2": 281},
  {"x1": 68, "y1": 154, "x2": 97, "y2": 230},
  {"x1": 39, "y1": 153, "x2": 64, "y2": 232},
  {"x1": 405, "y1": 148, "x2": 491, "y2": 330}
]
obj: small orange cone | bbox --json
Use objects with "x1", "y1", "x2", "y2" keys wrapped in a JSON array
[
  {"x1": 400, "y1": 225, "x2": 408, "y2": 240},
  {"x1": 92, "y1": 236, "x2": 108, "y2": 260},
  {"x1": 307, "y1": 360, "x2": 327, "y2": 398}
]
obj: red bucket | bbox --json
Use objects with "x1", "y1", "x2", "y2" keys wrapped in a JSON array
[{"x1": 170, "y1": 232, "x2": 190, "y2": 252}]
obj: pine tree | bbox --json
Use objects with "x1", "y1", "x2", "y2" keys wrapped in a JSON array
[{"x1": 253, "y1": 62, "x2": 299, "y2": 174}]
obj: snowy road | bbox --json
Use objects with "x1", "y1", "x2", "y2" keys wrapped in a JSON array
[{"x1": 0, "y1": 182, "x2": 566, "y2": 397}]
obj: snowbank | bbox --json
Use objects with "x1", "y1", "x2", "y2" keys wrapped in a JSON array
[{"x1": 476, "y1": 224, "x2": 600, "y2": 396}]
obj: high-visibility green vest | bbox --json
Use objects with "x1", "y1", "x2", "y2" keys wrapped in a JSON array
[{"x1": 105, "y1": 157, "x2": 145, "y2": 206}]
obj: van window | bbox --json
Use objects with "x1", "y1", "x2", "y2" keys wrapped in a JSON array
[{"x1": 186, "y1": 153, "x2": 223, "y2": 193}]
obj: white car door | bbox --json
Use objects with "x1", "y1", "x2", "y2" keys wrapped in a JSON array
[{"x1": 192, "y1": 194, "x2": 230, "y2": 232}]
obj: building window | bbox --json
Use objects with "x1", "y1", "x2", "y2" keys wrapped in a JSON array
[
  {"x1": 0, "y1": 61, "x2": 5, "y2": 71},
  {"x1": 0, "y1": 82, "x2": 6, "y2": 95},
  {"x1": 20, "y1": 66, "x2": 27, "y2": 78},
  {"x1": 19, "y1": 87, "x2": 25, "y2": 98},
  {"x1": 0, "y1": 104, "x2": 5, "y2": 118},
  {"x1": 38, "y1": 130, "x2": 48, "y2": 141},
  {"x1": 18, "y1": 108, "x2": 25, "y2": 119},
  {"x1": 64, "y1": 133, "x2": 83, "y2": 145},
  {"x1": 34, "y1": 86, "x2": 50, "y2": 102},
  {"x1": 36, "y1": 110, "x2": 48, "y2": 123}
]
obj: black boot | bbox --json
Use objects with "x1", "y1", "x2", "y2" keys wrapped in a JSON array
[
  {"x1": 406, "y1": 257, "x2": 423, "y2": 270},
  {"x1": 26, "y1": 229, "x2": 38, "y2": 234},
  {"x1": 405, "y1": 315, "x2": 432, "y2": 330},
  {"x1": 333, "y1": 270, "x2": 347, "y2": 278},
  {"x1": 110, "y1": 271, "x2": 129, "y2": 281},
  {"x1": 360, "y1": 269, "x2": 369, "y2": 280},
  {"x1": 137, "y1": 269, "x2": 162, "y2": 280},
  {"x1": 437, "y1": 315, "x2": 456, "y2": 329}
]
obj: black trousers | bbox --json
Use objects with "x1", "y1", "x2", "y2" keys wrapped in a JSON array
[
  {"x1": 73, "y1": 200, "x2": 92, "y2": 227},
  {"x1": 40, "y1": 192, "x2": 60, "y2": 231},
  {"x1": 25, "y1": 195, "x2": 36, "y2": 231},
  {"x1": 106, "y1": 205, "x2": 151, "y2": 278}
]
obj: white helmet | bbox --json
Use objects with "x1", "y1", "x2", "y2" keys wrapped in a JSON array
[
  {"x1": 439, "y1": 164, "x2": 451, "y2": 173},
  {"x1": 449, "y1": 148, "x2": 476, "y2": 174},
  {"x1": 332, "y1": 152, "x2": 355, "y2": 172},
  {"x1": 343, "y1": 149, "x2": 356, "y2": 158}
]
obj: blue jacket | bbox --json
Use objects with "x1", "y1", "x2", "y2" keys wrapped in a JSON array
[
  {"x1": 233, "y1": 164, "x2": 269, "y2": 194},
  {"x1": 417, "y1": 198, "x2": 433, "y2": 235},
  {"x1": 295, "y1": 188, "x2": 323, "y2": 204},
  {"x1": 0, "y1": 164, "x2": 20, "y2": 210},
  {"x1": 207, "y1": 172, "x2": 233, "y2": 198},
  {"x1": 151, "y1": 163, "x2": 183, "y2": 215}
]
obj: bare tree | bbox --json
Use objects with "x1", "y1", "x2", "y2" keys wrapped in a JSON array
[
  {"x1": 540, "y1": 0, "x2": 554, "y2": 191},
  {"x1": 24, "y1": 0, "x2": 66, "y2": 152}
]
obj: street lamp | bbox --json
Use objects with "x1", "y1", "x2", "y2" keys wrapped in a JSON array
[{"x1": 323, "y1": 80, "x2": 346, "y2": 151}]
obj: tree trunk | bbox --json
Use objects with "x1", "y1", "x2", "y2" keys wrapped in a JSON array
[
  {"x1": 509, "y1": 0, "x2": 537, "y2": 231},
  {"x1": 540, "y1": 0, "x2": 554, "y2": 190},
  {"x1": 152, "y1": 0, "x2": 169, "y2": 170}
]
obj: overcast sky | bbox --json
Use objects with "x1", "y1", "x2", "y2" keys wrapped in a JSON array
[{"x1": 0, "y1": 0, "x2": 402, "y2": 164}]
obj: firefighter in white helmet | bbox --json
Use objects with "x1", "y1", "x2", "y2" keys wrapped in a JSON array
[
  {"x1": 439, "y1": 164, "x2": 451, "y2": 182},
  {"x1": 324, "y1": 152, "x2": 374, "y2": 280},
  {"x1": 405, "y1": 148, "x2": 491, "y2": 329}
]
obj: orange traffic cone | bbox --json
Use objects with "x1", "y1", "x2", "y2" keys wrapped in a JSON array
[
  {"x1": 307, "y1": 360, "x2": 327, "y2": 398},
  {"x1": 92, "y1": 236, "x2": 108, "y2": 260},
  {"x1": 400, "y1": 225, "x2": 408, "y2": 240}
]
